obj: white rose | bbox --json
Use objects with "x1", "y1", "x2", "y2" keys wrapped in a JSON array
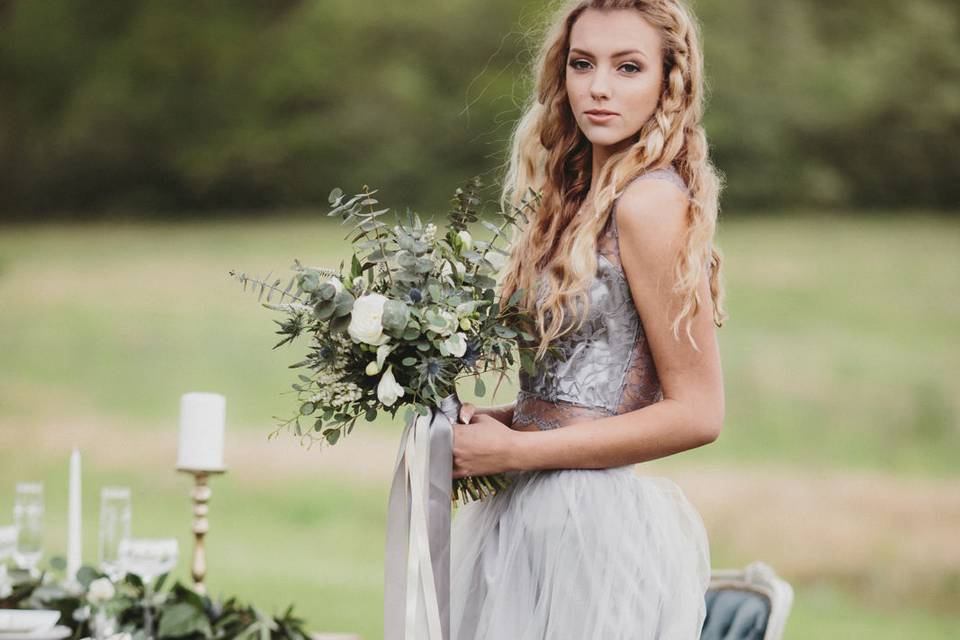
[
  {"x1": 457, "y1": 230, "x2": 473, "y2": 251},
  {"x1": 365, "y1": 361, "x2": 380, "y2": 376},
  {"x1": 435, "y1": 309, "x2": 459, "y2": 336},
  {"x1": 87, "y1": 577, "x2": 115, "y2": 605},
  {"x1": 348, "y1": 293, "x2": 391, "y2": 345},
  {"x1": 377, "y1": 365, "x2": 405, "y2": 407},
  {"x1": 440, "y1": 332, "x2": 467, "y2": 358}
]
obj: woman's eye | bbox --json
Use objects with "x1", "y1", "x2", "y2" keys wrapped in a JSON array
[
  {"x1": 569, "y1": 59, "x2": 590, "y2": 71},
  {"x1": 620, "y1": 63, "x2": 641, "y2": 74}
]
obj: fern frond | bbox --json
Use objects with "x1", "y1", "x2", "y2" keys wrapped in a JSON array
[{"x1": 229, "y1": 270, "x2": 307, "y2": 305}]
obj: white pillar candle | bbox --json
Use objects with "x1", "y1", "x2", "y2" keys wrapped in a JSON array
[
  {"x1": 67, "y1": 448, "x2": 82, "y2": 582},
  {"x1": 176, "y1": 392, "x2": 227, "y2": 471}
]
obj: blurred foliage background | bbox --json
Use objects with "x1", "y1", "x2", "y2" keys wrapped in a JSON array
[
  {"x1": 1, "y1": 0, "x2": 958, "y2": 219},
  {"x1": 1, "y1": 1, "x2": 958, "y2": 639}
]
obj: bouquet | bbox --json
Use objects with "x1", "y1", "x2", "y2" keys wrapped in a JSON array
[{"x1": 230, "y1": 176, "x2": 541, "y2": 505}]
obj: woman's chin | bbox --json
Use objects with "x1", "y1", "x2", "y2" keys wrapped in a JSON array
[{"x1": 584, "y1": 131, "x2": 632, "y2": 149}]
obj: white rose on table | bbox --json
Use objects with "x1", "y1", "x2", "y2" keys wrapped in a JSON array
[
  {"x1": 377, "y1": 365, "x2": 406, "y2": 407},
  {"x1": 348, "y1": 293, "x2": 391, "y2": 345},
  {"x1": 440, "y1": 332, "x2": 467, "y2": 358},
  {"x1": 87, "y1": 577, "x2": 115, "y2": 605}
]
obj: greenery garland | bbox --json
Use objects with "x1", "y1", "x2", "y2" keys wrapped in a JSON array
[{"x1": 0, "y1": 557, "x2": 310, "y2": 640}]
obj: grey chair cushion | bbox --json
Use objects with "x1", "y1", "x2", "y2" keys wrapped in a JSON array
[{"x1": 700, "y1": 587, "x2": 770, "y2": 640}]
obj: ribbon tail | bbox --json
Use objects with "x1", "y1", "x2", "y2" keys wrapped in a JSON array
[
  {"x1": 427, "y1": 405, "x2": 454, "y2": 640},
  {"x1": 411, "y1": 413, "x2": 444, "y2": 639},
  {"x1": 384, "y1": 397, "x2": 457, "y2": 640},
  {"x1": 384, "y1": 411, "x2": 416, "y2": 640}
]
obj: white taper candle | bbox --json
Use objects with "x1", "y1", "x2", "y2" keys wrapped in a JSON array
[{"x1": 67, "y1": 447, "x2": 82, "y2": 581}]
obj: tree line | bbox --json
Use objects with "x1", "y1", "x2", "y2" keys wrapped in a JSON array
[{"x1": 0, "y1": 0, "x2": 956, "y2": 220}]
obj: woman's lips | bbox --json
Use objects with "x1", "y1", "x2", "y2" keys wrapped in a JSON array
[{"x1": 585, "y1": 111, "x2": 618, "y2": 123}]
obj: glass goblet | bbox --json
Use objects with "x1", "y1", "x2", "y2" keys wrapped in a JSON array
[
  {"x1": 0, "y1": 525, "x2": 16, "y2": 563},
  {"x1": 12, "y1": 482, "x2": 43, "y2": 576},
  {"x1": 118, "y1": 538, "x2": 179, "y2": 639},
  {"x1": 98, "y1": 487, "x2": 132, "y2": 581}
]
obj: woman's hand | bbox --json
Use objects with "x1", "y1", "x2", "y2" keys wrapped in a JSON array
[
  {"x1": 458, "y1": 402, "x2": 477, "y2": 424},
  {"x1": 452, "y1": 404, "x2": 518, "y2": 479}
]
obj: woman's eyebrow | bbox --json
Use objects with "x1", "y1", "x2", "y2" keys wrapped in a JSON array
[{"x1": 569, "y1": 47, "x2": 647, "y2": 60}]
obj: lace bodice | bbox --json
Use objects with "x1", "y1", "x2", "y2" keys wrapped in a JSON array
[{"x1": 511, "y1": 166, "x2": 690, "y2": 431}]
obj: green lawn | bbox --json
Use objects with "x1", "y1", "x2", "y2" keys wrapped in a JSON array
[{"x1": 1, "y1": 211, "x2": 958, "y2": 638}]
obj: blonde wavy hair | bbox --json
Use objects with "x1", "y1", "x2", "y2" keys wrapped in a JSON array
[{"x1": 498, "y1": 0, "x2": 728, "y2": 360}]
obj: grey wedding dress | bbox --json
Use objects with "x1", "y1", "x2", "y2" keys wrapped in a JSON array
[{"x1": 449, "y1": 166, "x2": 712, "y2": 639}]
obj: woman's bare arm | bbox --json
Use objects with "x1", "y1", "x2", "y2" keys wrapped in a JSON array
[{"x1": 508, "y1": 178, "x2": 724, "y2": 471}]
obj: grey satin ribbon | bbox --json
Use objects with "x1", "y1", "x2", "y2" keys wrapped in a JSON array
[{"x1": 384, "y1": 394, "x2": 460, "y2": 640}]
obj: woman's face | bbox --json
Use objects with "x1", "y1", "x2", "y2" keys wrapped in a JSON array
[{"x1": 565, "y1": 8, "x2": 665, "y2": 155}]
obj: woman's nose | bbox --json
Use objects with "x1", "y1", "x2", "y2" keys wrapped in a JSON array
[{"x1": 590, "y1": 68, "x2": 611, "y2": 100}]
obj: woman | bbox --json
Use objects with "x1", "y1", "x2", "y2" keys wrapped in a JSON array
[{"x1": 449, "y1": 0, "x2": 727, "y2": 638}]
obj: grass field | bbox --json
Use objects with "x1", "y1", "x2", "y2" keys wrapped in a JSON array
[{"x1": 1, "y1": 211, "x2": 958, "y2": 638}]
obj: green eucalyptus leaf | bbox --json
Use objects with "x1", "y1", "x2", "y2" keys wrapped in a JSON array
[
  {"x1": 77, "y1": 565, "x2": 99, "y2": 588},
  {"x1": 298, "y1": 272, "x2": 320, "y2": 293},
  {"x1": 520, "y1": 352, "x2": 537, "y2": 376},
  {"x1": 157, "y1": 602, "x2": 212, "y2": 639},
  {"x1": 382, "y1": 300, "x2": 411, "y2": 332},
  {"x1": 333, "y1": 290, "x2": 355, "y2": 317},
  {"x1": 330, "y1": 314, "x2": 351, "y2": 332},
  {"x1": 316, "y1": 282, "x2": 337, "y2": 301},
  {"x1": 494, "y1": 325, "x2": 517, "y2": 338},
  {"x1": 314, "y1": 299, "x2": 336, "y2": 321},
  {"x1": 415, "y1": 257, "x2": 434, "y2": 273}
]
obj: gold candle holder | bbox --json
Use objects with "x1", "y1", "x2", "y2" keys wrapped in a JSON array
[{"x1": 177, "y1": 467, "x2": 225, "y2": 595}]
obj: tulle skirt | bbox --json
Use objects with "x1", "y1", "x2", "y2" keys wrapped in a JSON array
[{"x1": 450, "y1": 465, "x2": 711, "y2": 640}]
